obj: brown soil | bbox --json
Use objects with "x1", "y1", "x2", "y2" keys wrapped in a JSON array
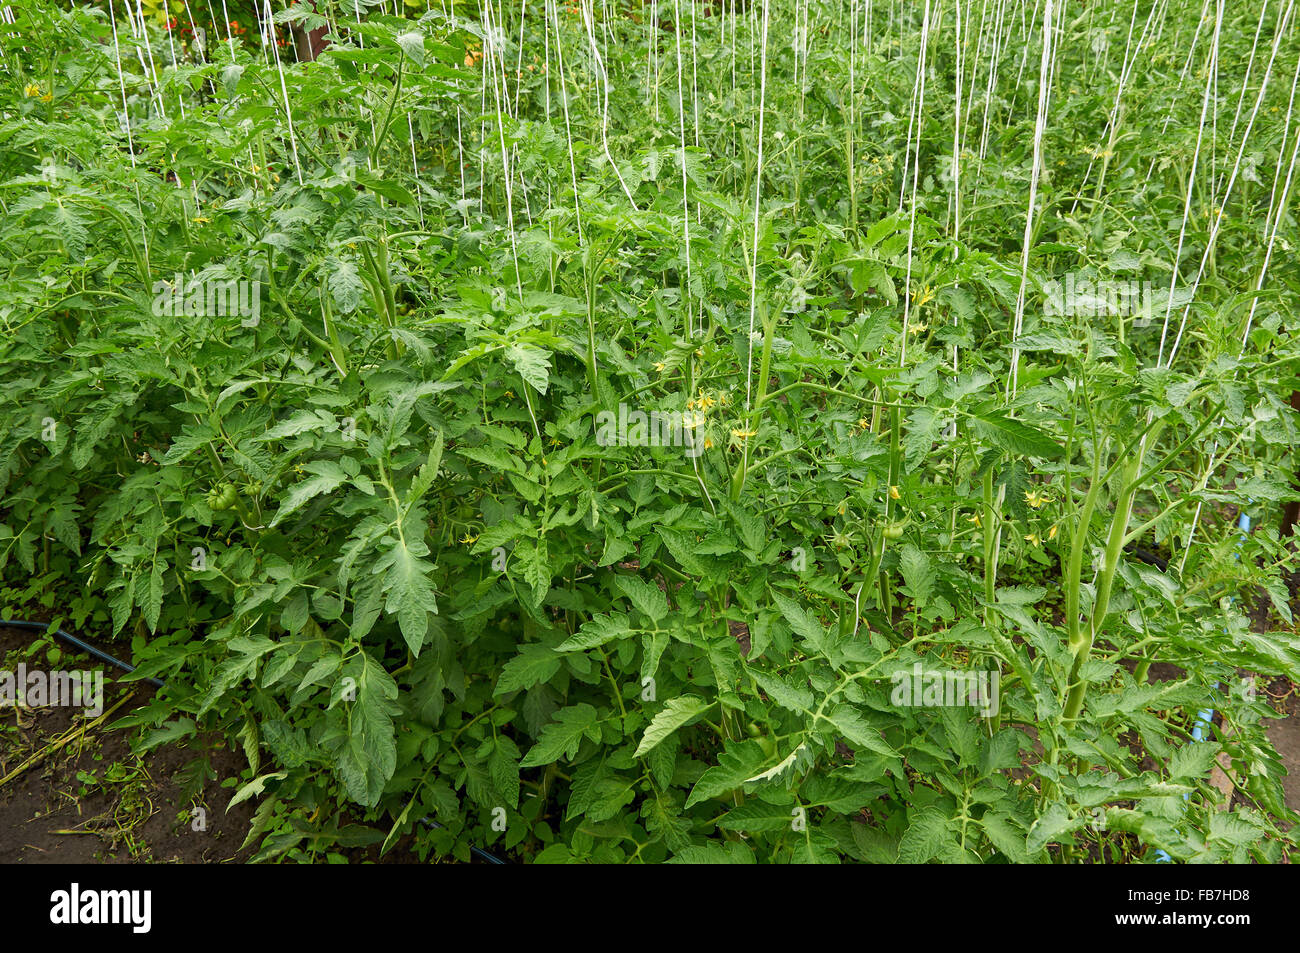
[
  {"x1": 0, "y1": 625, "x2": 482, "y2": 864},
  {"x1": 1263, "y1": 676, "x2": 1300, "y2": 813},
  {"x1": 1248, "y1": 567, "x2": 1300, "y2": 814},
  {"x1": 0, "y1": 625, "x2": 254, "y2": 863}
]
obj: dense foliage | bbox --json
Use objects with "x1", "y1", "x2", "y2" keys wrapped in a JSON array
[{"x1": 2, "y1": 0, "x2": 1299, "y2": 862}]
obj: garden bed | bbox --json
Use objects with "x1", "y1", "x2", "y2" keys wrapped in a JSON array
[
  {"x1": 0, "y1": 624, "x2": 254, "y2": 863},
  {"x1": 2, "y1": 0, "x2": 1299, "y2": 863}
]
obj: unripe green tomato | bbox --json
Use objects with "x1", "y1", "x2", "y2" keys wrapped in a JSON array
[
  {"x1": 209, "y1": 482, "x2": 237, "y2": 511},
  {"x1": 883, "y1": 521, "x2": 906, "y2": 539},
  {"x1": 746, "y1": 721, "x2": 762, "y2": 738},
  {"x1": 757, "y1": 735, "x2": 777, "y2": 758}
]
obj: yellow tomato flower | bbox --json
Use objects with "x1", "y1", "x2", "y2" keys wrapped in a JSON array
[{"x1": 888, "y1": 485, "x2": 901, "y2": 500}]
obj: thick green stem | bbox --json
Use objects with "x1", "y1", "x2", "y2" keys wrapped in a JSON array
[
  {"x1": 878, "y1": 401, "x2": 902, "y2": 617},
  {"x1": 730, "y1": 303, "x2": 774, "y2": 500},
  {"x1": 981, "y1": 468, "x2": 998, "y2": 625},
  {"x1": 981, "y1": 468, "x2": 1005, "y2": 734},
  {"x1": 1062, "y1": 453, "x2": 1143, "y2": 724}
]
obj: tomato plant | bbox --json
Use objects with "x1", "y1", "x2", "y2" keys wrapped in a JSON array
[{"x1": 1, "y1": 0, "x2": 1298, "y2": 863}]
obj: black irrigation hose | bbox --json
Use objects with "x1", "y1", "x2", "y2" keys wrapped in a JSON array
[
  {"x1": 0, "y1": 618, "x2": 165, "y2": 687},
  {"x1": 420, "y1": 818, "x2": 508, "y2": 865},
  {"x1": 1, "y1": 618, "x2": 507, "y2": 864},
  {"x1": 1125, "y1": 545, "x2": 1170, "y2": 572}
]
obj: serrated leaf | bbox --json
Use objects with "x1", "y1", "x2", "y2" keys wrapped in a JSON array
[
  {"x1": 897, "y1": 807, "x2": 958, "y2": 863},
  {"x1": 520, "y1": 703, "x2": 601, "y2": 767},
  {"x1": 613, "y1": 574, "x2": 668, "y2": 623},
  {"x1": 824, "y1": 705, "x2": 900, "y2": 757},
  {"x1": 899, "y1": 543, "x2": 934, "y2": 604},
  {"x1": 506, "y1": 342, "x2": 552, "y2": 395},
  {"x1": 972, "y1": 413, "x2": 1061, "y2": 459},
  {"x1": 269, "y1": 460, "x2": 349, "y2": 527},
  {"x1": 771, "y1": 590, "x2": 830, "y2": 657},
  {"x1": 395, "y1": 30, "x2": 425, "y2": 65},
  {"x1": 371, "y1": 534, "x2": 439, "y2": 655},
  {"x1": 743, "y1": 742, "x2": 809, "y2": 784},
  {"x1": 495, "y1": 643, "x2": 562, "y2": 694},
  {"x1": 1026, "y1": 802, "x2": 1079, "y2": 854},
  {"x1": 406, "y1": 432, "x2": 443, "y2": 507},
  {"x1": 326, "y1": 654, "x2": 400, "y2": 807},
  {"x1": 749, "y1": 669, "x2": 813, "y2": 712},
  {"x1": 161, "y1": 425, "x2": 216, "y2": 464},
  {"x1": 227, "y1": 771, "x2": 288, "y2": 811},
  {"x1": 981, "y1": 812, "x2": 1035, "y2": 862},
  {"x1": 490, "y1": 737, "x2": 521, "y2": 808},
  {"x1": 634, "y1": 695, "x2": 711, "y2": 757},
  {"x1": 556, "y1": 613, "x2": 631, "y2": 652},
  {"x1": 259, "y1": 409, "x2": 335, "y2": 442},
  {"x1": 1169, "y1": 740, "x2": 1221, "y2": 779}
]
